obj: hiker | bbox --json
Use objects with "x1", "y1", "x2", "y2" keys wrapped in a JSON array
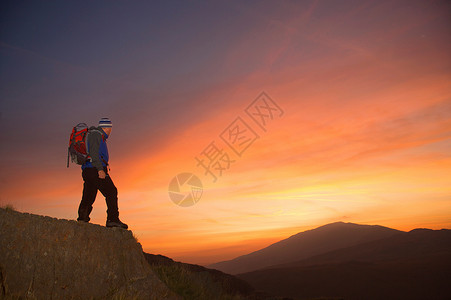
[{"x1": 77, "y1": 118, "x2": 128, "y2": 229}]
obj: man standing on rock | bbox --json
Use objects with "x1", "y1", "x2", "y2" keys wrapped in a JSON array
[{"x1": 77, "y1": 118, "x2": 128, "y2": 229}]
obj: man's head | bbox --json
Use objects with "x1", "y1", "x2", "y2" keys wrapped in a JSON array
[{"x1": 99, "y1": 117, "x2": 112, "y2": 135}]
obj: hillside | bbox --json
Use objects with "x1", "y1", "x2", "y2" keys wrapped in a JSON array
[
  {"x1": 237, "y1": 228, "x2": 451, "y2": 300},
  {"x1": 209, "y1": 222, "x2": 401, "y2": 274},
  {"x1": 143, "y1": 253, "x2": 278, "y2": 300},
  {"x1": 0, "y1": 207, "x2": 179, "y2": 299},
  {"x1": 270, "y1": 228, "x2": 451, "y2": 269},
  {"x1": 0, "y1": 207, "x2": 295, "y2": 300},
  {"x1": 3, "y1": 206, "x2": 449, "y2": 300}
]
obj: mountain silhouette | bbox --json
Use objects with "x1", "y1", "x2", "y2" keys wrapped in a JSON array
[
  {"x1": 237, "y1": 228, "x2": 451, "y2": 300},
  {"x1": 269, "y1": 227, "x2": 451, "y2": 269},
  {"x1": 209, "y1": 222, "x2": 401, "y2": 274}
]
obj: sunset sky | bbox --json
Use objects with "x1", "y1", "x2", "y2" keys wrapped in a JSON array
[{"x1": 1, "y1": 0, "x2": 450, "y2": 265}]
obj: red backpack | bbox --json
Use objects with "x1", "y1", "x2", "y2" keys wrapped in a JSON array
[{"x1": 67, "y1": 123, "x2": 89, "y2": 167}]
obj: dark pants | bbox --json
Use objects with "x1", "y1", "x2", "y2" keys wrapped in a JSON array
[{"x1": 78, "y1": 167, "x2": 119, "y2": 222}]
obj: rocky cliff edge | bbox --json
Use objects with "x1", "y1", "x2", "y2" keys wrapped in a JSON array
[{"x1": 0, "y1": 208, "x2": 180, "y2": 300}]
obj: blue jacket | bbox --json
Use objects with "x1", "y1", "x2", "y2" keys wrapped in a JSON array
[{"x1": 81, "y1": 127, "x2": 109, "y2": 170}]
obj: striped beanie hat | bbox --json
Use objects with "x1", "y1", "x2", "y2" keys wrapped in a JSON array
[{"x1": 98, "y1": 117, "x2": 113, "y2": 128}]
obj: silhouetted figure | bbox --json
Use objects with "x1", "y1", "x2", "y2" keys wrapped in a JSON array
[{"x1": 77, "y1": 118, "x2": 128, "y2": 229}]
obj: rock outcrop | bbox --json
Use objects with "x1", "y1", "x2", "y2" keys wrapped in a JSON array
[{"x1": 0, "y1": 208, "x2": 180, "y2": 299}]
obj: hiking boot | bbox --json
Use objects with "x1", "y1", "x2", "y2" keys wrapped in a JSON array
[
  {"x1": 106, "y1": 219, "x2": 128, "y2": 229},
  {"x1": 77, "y1": 214, "x2": 90, "y2": 222},
  {"x1": 77, "y1": 206, "x2": 92, "y2": 222}
]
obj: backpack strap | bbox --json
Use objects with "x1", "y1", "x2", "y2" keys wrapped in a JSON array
[{"x1": 67, "y1": 147, "x2": 70, "y2": 168}]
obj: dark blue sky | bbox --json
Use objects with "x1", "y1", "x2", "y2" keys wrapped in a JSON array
[{"x1": 1, "y1": 1, "x2": 246, "y2": 164}]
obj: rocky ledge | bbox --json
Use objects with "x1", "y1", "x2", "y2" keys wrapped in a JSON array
[{"x1": 0, "y1": 208, "x2": 180, "y2": 299}]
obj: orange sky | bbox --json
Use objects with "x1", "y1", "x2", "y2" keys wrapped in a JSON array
[{"x1": 1, "y1": 1, "x2": 450, "y2": 265}]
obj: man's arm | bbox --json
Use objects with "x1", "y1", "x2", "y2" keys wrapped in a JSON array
[{"x1": 87, "y1": 131, "x2": 104, "y2": 172}]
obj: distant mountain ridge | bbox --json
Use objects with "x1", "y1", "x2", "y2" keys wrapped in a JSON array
[
  {"x1": 268, "y1": 227, "x2": 451, "y2": 269},
  {"x1": 237, "y1": 227, "x2": 451, "y2": 300},
  {"x1": 209, "y1": 222, "x2": 401, "y2": 274}
]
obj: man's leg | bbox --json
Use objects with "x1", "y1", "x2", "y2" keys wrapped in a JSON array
[
  {"x1": 78, "y1": 168, "x2": 98, "y2": 222},
  {"x1": 97, "y1": 171, "x2": 128, "y2": 229}
]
